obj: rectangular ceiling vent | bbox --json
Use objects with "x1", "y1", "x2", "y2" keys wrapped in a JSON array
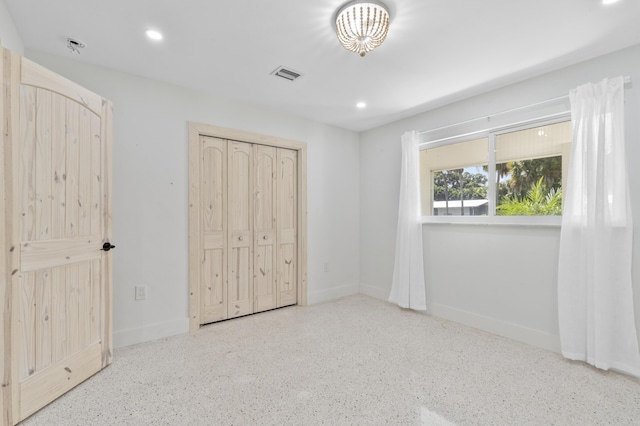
[{"x1": 271, "y1": 66, "x2": 303, "y2": 82}]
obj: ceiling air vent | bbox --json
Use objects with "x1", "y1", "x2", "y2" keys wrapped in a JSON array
[{"x1": 271, "y1": 66, "x2": 303, "y2": 82}]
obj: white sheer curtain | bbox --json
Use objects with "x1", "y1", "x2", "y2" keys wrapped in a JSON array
[
  {"x1": 389, "y1": 131, "x2": 427, "y2": 310},
  {"x1": 558, "y1": 76, "x2": 640, "y2": 377}
]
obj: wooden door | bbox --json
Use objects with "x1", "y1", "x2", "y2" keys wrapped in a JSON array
[
  {"x1": 2, "y1": 52, "x2": 112, "y2": 424},
  {"x1": 227, "y1": 141, "x2": 253, "y2": 318},
  {"x1": 199, "y1": 136, "x2": 227, "y2": 323},
  {"x1": 188, "y1": 123, "x2": 307, "y2": 330},
  {"x1": 253, "y1": 145, "x2": 277, "y2": 312},
  {"x1": 277, "y1": 148, "x2": 297, "y2": 307}
]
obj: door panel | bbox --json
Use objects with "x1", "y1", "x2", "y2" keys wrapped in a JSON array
[
  {"x1": 229, "y1": 246, "x2": 251, "y2": 317},
  {"x1": 202, "y1": 249, "x2": 225, "y2": 320},
  {"x1": 18, "y1": 262, "x2": 102, "y2": 381},
  {"x1": 18, "y1": 273, "x2": 35, "y2": 381},
  {"x1": 253, "y1": 145, "x2": 277, "y2": 312},
  {"x1": 19, "y1": 85, "x2": 36, "y2": 243},
  {"x1": 277, "y1": 149, "x2": 297, "y2": 307},
  {"x1": 34, "y1": 269, "x2": 51, "y2": 372},
  {"x1": 65, "y1": 100, "x2": 80, "y2": 238},
  {"x1": 7, "y1": 54, "x2": 113, "y2": 424},
  {"x1": 51, "y1": 93, "x2": 66, "y2": 241},
  {"x1": 19, "y1": 342, "x2": 102, "y2": 421},
  {"x1": 227, "y1": 142, "x2": 253, "y2": 318},
  {"x1": 34, "y1": 88, "x2": 52, "y2": 242},
  {"x1": 200, "y1": 137, "x2": 227, "y2": 323},
  {"x1": 51, "y1": 267, "x2": 67, "y2": 364}
]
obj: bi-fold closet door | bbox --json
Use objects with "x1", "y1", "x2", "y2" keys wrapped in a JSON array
[{"x1": 199, "y1": 136, "x2": 297, "y2": 325}]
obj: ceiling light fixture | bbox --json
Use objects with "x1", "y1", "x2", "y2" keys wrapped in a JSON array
[
  {"x1": 602, "y1": 0, "x2": 619, "y2": 4},
  {"x1": 335, "y1": 1, "x2": 390, "y2": 57},
  {"x1": 356, "y1": 102, "x2": 367, "y2": 108},
  {"x1": 145, "y1": 29, "x2": 163, "y2": 41}
]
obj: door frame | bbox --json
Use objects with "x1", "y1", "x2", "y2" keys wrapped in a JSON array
[
  {"x1": 188, "y1": 122, "x2": 307, "y2": 330},
  {"x1": 1, "y1": 44, "x2": 12, "y2": 425}
]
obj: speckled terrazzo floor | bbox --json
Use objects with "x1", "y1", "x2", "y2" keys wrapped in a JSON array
[{"x1": 21, "y1": 295, "x2": 640, "y2": 425}]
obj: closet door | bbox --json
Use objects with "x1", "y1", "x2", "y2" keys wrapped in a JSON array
[
  {"x1": 227, "y1": 141, "x2": 253, "y2": 318},
  {"x1": 253, "y1": 145, "x2": 277, "y2": 312},
  {"x1": 188, "y1": 123, "x2": 306, "y2": 329},
  {"x1": 200, "y1": 136, "x2": 227, "y2": 322},
  {"x1": 4, "y1": 53, "x2": 113, "y2": 423},
  {"x1": 277, "y1": 148, "x2": 297, "y2": 307}
]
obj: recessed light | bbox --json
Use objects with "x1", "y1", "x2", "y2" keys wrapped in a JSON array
[
  {"x1": 145, "y1": 29, "x2": 163, "y2": 41},
  {"x1": 356, "y1": 102, "x2": 366, "y2": 109},
  {"x1": 602, "y1": 0, "x2": 619, "y2": 4}
]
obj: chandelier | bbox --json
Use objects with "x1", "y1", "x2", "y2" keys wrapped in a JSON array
[{"x1": 335, "y1": 1, "x2": 390, "y2": 57}]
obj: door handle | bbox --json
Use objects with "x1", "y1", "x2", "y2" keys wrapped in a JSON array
[{"x1": 102, "y1": 242, "x2": 116, "y2": 251}]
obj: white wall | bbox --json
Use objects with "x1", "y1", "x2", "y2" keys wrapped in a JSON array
[
  {"x1": 7, "y1": 0, "x2": 640, "y2": 354},
  {"x1": 25, "y1": 50, "x2": 361, "y2": 347},
  {"x1": 0, "y1": 0, "x2": 23, "y2": 54},
  {"x1": 360, "y1": 44, "x2": 640, "y2": 352}
]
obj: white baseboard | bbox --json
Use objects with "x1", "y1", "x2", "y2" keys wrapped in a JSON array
[
  {"x1": 114, "y1": 285, "x2": 359, "y2": 347},
  {"x1": 113, "y1": 318, "x2": 189, "y2": 348},
  {"x1": 112, "y1": 291, "x2": 560, "y2": 354},
  {"x1": 359, "y1": 283, "x2": 389, "y2": 301},
  {"x1": 426, "y1": 302, "x2": 561, "y2": 353},
  {"x1": 308, "y1": 283, "x2": 359, "y2": 305},
  {"x1": 357, "y1": 283, "x2": 560, "y2": 352}
]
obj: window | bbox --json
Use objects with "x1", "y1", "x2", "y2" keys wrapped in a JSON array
[
  {"x1": 419, "y1": 118, "x2": 572, "y2": 222},
  {"x1": 420, "y1": 137, "x2": 489, "y2": 216}
]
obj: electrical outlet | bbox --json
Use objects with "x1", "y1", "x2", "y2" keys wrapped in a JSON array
[
  {"x1": 324, "y1": 262, "x2": 329, "y2": 273},
  {"x1": 135, "y1": 285, "x2": 147, "y2": 300}
]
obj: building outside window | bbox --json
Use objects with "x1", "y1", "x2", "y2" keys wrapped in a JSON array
[{"x1": 420, "y1": 119, "x2": 571, "y2": 221}]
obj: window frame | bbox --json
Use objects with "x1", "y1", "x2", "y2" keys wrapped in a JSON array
[{"x1": 420, "y1": 113, "x2": 571, "y2": 226}]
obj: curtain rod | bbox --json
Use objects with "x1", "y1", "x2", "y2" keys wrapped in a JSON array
[
  {"x1": 418, "y1": 75, "x2": 632, "y2": 136},
  {"x1": 418, "y1": 111, "x2": 570, "y2": 148}
]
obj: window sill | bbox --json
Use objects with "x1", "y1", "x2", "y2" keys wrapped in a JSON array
[{"x1": 420, "y1": 215, "x2": 561, "y2": 227}]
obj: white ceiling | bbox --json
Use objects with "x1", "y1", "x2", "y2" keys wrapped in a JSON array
[{"x1": 6, "y1": 0, "x2": 640, "y2": 132}]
